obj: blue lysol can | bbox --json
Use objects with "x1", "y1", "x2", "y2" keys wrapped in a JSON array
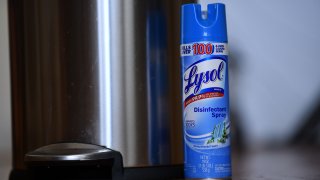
[{"x1": 181, "y1": 3, "x2": 231, "y2": 179}]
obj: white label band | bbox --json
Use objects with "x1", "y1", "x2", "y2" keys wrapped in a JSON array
[{"x1": 181, "y1": 42, "x2": 228, "y2": 56}]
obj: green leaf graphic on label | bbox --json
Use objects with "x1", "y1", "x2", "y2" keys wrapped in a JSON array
[{"x1": 207, "y1": 122, "x2": 228, "y2": 144}]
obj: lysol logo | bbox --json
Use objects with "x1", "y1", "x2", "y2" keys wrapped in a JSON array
[
  {"x1": 183, "y1": 59, "x2": 225, "y2": 107},
  {"x1": 184, "y1": 61, "x2": 224, "y2": 95}
]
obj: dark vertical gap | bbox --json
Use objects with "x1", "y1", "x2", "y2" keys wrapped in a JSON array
[
  {"x1": 133, "y1": 0, "x2": 148, "y2": 165},
  {"x1": 8, "y1": 0, "x2": 27, "y2": 170}
]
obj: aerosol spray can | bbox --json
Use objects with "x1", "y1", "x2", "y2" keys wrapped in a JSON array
[{"x1": 181, "y1": 3, "x2": 231, "y2": 179}]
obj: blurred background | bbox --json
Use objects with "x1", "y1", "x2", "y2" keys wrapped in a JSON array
[{"x1": 1, "y1": 0, "x2": 320, "y2": 179}]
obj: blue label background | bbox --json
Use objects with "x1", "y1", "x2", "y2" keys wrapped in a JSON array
[{"x1": 182, "y1": 44, "x2": 231, "y2": 178}]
